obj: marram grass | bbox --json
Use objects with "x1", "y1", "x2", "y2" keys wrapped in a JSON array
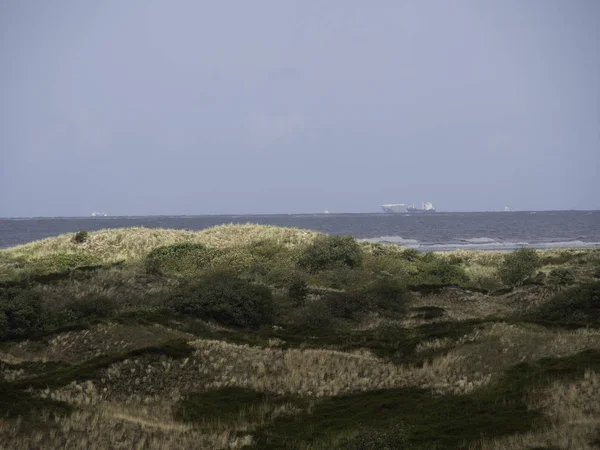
[
  {"x1": 0, "y1": 224, "x2": 321, "y2": 263},
  {"x1": 2, "y1": 225, "x2": 600, "y2": 449}
]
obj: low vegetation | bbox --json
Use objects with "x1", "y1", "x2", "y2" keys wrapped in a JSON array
[{"x1": 1, "y1": 225, "x2": 599, "y2": 449}]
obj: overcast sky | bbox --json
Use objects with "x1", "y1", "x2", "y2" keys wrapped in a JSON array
[{"x1": 1, "y1": 0, "x2": 599, "y2": 216}]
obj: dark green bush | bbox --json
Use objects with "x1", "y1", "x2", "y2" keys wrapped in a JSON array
[
  {"x1": 323, "y1": 277, "x2": 411, "y2": 321},
  {"x1": 345, "y1": 423, "x2": 410, "y2": 450},
  {"x1": 288, "y1": 280, "x2": 309, "y2": 307},
  {"x1": 498, "y1": 248, "x2": 541, "y2": 286},
  {"x1": 297, "y1": 235, "x2": 363, "y2": 273},
  {"x1": 59, "y1": 295, "x2": 119, "y2": 323},
  {"x1": 169, "y1": 272, "x2": 275, "y2": 329},
  {"x1": 547, "y1": 268, "x2": 575, "y2": 287},
  {"x1": 73, "y1": 230, "x2": 89, "y2": 244},
  {"x1": 532, "y1": 271, "x2": 547, "y2": 284},
  {"x1": 476, "y1": 276, "x2": 503, "y2": 292},
  {"x1": 401, "y1": 248, "x2": 420, "y2": 262},
  {"x1": 527, "y1": 281, "x2": 600, "y2": 326},
  {"x1": 145, "y1": 243, "x2": 217, "y2": 276},
  {"x1": 293, "y1": 299, "x2": 335, "y2": 329},
  {"x1": 412, "y1": 257, "x2": 469, "y2": 287},
  {"x1": 175, "y1": 387, "x2": 268, "y2": 423},
  {"x1": 0, "y1": 288, "x2": 47, "y2": 340},
  {"x1": 359, "y1": 277, "x2": 411, "y2": 314},
  {"x1": 324, "y1": 291, "x2": 369, "y2": 321}
]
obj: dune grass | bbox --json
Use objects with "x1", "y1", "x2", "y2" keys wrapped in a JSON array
[{"x1": 1, "y1": 225, "x2": 600, "y2": 449}]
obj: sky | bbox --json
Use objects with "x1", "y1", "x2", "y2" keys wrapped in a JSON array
[{"x1": 1, "y1": 0, "x2": 599, "y2": 216}]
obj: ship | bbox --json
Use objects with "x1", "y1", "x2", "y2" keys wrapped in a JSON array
[
  {"x1": 406, "y1": 202, "x2": 435, "y2": 213},
  {"x1": 91, "y1": 211, "x2": 108, "y2": 217},
  {"x1": 381, "y1": 202, "x2": 436, "y2": 214},
  {"x1": 381, "y1": 203, "x2": 406, "y2": 214}
]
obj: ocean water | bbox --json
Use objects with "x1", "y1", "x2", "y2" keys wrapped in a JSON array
[{"x1": 1, "y1": 211, "x2": 599, "y2": 251}]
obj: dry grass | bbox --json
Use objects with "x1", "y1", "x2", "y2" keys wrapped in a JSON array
[
  {"x1": 3, "y1": 324, "x2": 600, "y2": 448},
  {"x1": 0, "y1": 323, "x2": 194, "y2": 364},
  {"x1": 2, "y1": 226, "x2": 600, "y2": 448},
  {"x1": 0, "y1": 225, "x2": 321, "y2": 264},
  {"x1": 414, "y1": 322, "x2": 600, "y2": 387},
  {"x1": 84, "y1": 339, "x2": 490, "y2": 401},
  {"x1": 481, "y1": 370, "x2": 600, "y2": 450},
  {"x1": 0, "y1": 406, "x2": 253, "y2": 450}
]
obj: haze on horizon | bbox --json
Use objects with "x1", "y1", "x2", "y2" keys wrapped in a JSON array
[{"x1": 1, "y1": 1, "x2": 599, "y2": 217}]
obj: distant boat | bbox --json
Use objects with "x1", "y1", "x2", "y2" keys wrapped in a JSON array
[
  {"x1": 381, "y1": 203, "x2": 406, "y2": 214},
  {"x1": 406, "y1": 202, "x2": 436, "y2": 214},
  {"x1": 324, "y1": 210, "x2": 330, "y2": 214},
  {"x1": 382, "y1": 202, "x2": 436, "y2": 214},
  {"x1": 91, "y1": 212, "x2": 108, "y2": 217},
  {"x1": 504, "y1": 206, "x2": 512, "y2": 212}
]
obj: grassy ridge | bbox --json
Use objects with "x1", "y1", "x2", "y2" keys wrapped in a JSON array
[{"x1": 1, "y1": 225, "x2": 600, "y2": 449}]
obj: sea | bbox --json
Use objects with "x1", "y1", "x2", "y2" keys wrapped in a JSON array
[{"x1": 1, "y1": 211, "x2": 599, "y2": 252}]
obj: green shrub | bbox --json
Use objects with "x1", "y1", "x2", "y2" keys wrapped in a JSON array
[
  {"x1": 311, "y1": 266, "x2": 371, "y2": 291},
  {"x1": 0, "y1": 288, "x2": 47, "y2": 340},
  {"x1": 412, "y1": 257, "x2": 469, "y2": 287},
  {"x1": 169, "y1": 272, "x2": 275, "y2": 329},
  {"x1": 362, "y1": 253, "x2": 411, "y2": 279},
  {"x1": 547, "y1": 268, "x2": 576, "y2": 287},
  {"x1": 145, "y1": 243, "x2": 217, "y2": 276},
  {"x1": 59, "y1": 295, "x2": 119, "y2": 323},
  {"x1": 345, "y1": 423, "x2": 410, "y2": 450},
  {"x1": 527, "y1": 281, "x2": 600, "y2": 326},
  {"x1": 532, "y1": 271, "x2": 547, "y2": 284},
  {"x1": 297, "y1": 235, "x2": 363, "y2": 273},
  {"x1": 498, "y1": 248, "x2": 540, "y2": 286},
  {"x1": 293, "y1": 299, "x2": 335, "y2": 329},
  {"x1": 324, "y1": 291, "x2": 369, "y2": 321},
  {"x1": 322, "y1": 278, "x2": 411, "y2": 321},
  {"x1": 288, "y1": 280, "x2": 309, "y2": 307},
  {"x1": 475, "y1": 275, "x2": 503, "y2": 292},
  {"x1": 29, "y1": 252, "x2": 101, "y2": 276},
  {"x1": 359, "y1": 277, "x2": 411, "y2": 314},
  {"x1": 73, "y1": 230, "x2": 89, "y2": 244},
  {"x1": 401, "y1": 248, "x2": 420, "y2": 262}
]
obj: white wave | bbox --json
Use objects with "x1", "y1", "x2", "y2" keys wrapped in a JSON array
[
  {"x1": 360, "y1": 236, "x2": 420, "y2": 246},
  {"x1": 360, "y1": 236, "x2": 600, "y2": 252},
  {"x1": 460, "y1": 237, "x2": 498, "y2": 244}
]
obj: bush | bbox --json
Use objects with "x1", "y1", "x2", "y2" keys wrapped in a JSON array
[
  {"x1": 324, "y1": 291, "x2": 369, "y2": 321},
  {"x1": 169, "y1": 272, "x2": 275, "y2": 329},
  {"x1": 288, "y1": 280, "x2": 309, "y2": 307},
  {"x1": 498, "y1": 248, "x2": 540, "y2": 286},
  {"x1": 359, "y1": 277, "x2": 411, "y2": 314},
  {"x1": 547, "y1": 268, "x2": 575, "y2": 287},
  {"x1": 293, "y1": 298, "x2": 336, "y2": 329},
  {"x1": 527, "y1": 281, "x2": 600, "y2": 326},
  {"x1": 323, "y1": 277, "x2": 411, "y2": 321},
  {"x1": 29, "y1": 252, "x2": 101, "y2": 276},
  {"x1": 412, "y1": 257, "x2": 469, "y2": 287},
  {"x1": 73, "y1": 230, "x2": 89, "y2": 244},
  {"x1": 0, "y1": 288, "x2": 47, "y2": 340},
  {"x1": 59, "y1": 295, "x2": 119, "y2": 323},
  {"x1": 475, "y1": 275, "x2": 503, "y2": 292},
  {"x1": 145, "y1": 243, "x2": 217, "y2": 276},
  {"x1": 401, "y1": 248, "x2": 420, "y2": 262},
  {"x1": 297, "y1": 235, "x2": 363, "y2": 273},
  {"x1": 345, "y1": 423, "x2": 410, "y2": 450}
]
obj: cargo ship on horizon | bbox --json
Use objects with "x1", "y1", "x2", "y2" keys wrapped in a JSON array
[{"x1": 381, "y1": 202, "x2": 436, "y2": 214}]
